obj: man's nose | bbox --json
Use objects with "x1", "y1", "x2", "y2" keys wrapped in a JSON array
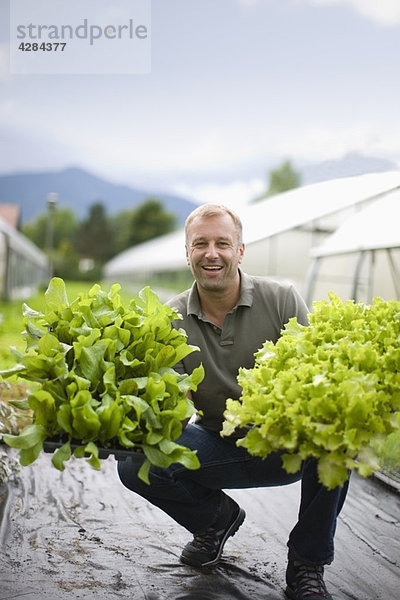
[{"x1": 205, "y1": 242, "x2": 218, "y2": 258}]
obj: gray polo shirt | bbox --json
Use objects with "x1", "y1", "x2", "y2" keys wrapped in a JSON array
[{"x1": 167, "y1": 270, "x2": 309, "y2": 435}]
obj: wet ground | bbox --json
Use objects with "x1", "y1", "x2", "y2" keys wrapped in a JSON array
[{"x1": 0, "y1": 452, "x2": 399, "y2": 600}]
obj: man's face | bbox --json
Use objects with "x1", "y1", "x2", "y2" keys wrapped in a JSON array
[{"x1": 185, "y1": 214, "x2": 245, "y2": 293}]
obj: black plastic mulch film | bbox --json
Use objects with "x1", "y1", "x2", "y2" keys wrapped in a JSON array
[{"x1": 0, "y1": 453, "x2": 399, "y2": 600}]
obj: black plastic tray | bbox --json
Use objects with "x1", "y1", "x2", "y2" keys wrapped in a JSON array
[{"x1": 42, "y1": 437, "x2": 142, "y2": 461}]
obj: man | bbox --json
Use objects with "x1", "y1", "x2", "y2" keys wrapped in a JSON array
[{"x1": 118, "y1": 204, "x2": 349, "y2": 600}]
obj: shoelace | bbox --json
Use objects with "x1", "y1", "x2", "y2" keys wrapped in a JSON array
[
  {"x1": 192, "y1": 526, "x2": 224, "y2": 551},
  {"x1": 294, "y1": 563, "x2": 329, "y2": 597}
]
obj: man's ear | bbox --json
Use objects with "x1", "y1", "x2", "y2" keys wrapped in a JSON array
[{"x1": 238, "y1": 243, "x2": 245, "y2": 264}]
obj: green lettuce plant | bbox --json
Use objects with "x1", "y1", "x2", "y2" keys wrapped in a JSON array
[
  {"x1": 222, "y1": 293, "x2": 400, "y2": 488},
  {"x1": 1, "y1": 278, "x2": 204, "y2": 483}
]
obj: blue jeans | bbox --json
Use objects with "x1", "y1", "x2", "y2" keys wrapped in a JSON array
[{"x1": 117, "y1": 423, "x2": 349, "y2": 565}]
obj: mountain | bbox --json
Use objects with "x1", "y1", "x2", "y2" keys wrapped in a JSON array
[
  {"x1": 0, "y1": 167, "x2": 198, "y2": 225},
  {"x1": 2, "y1": 155, "x2": 398, "y2": 226},
  {"x1": 300, "y1": 152, "x2": 398, "y2": 185}
]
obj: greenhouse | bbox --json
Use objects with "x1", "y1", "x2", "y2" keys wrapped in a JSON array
[
  {"x1": 306, "y1": 187, "x2": 400, "y2": 303},
  {"x1": 103, "y1": 171, "x2": 400, "y2": 303},
  {"x1": 0, "y1": 214, "x2": 50, "y2": 300}
]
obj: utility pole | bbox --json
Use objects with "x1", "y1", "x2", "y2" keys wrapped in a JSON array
[{"x1": 46, "y1": 192, "x2": 58, "y2": 276}]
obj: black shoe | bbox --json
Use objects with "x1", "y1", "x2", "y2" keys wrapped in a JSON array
[
  {"x1": 285, "y1": 560, "x2": 333, "y2": 599},
  {"x1": 180, "y1": 496, "x2": 246, "y2": 567}
]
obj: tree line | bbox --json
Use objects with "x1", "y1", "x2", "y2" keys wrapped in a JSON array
[{"x1": 22, "y1": 198, "x2": 177, "y2": 281}]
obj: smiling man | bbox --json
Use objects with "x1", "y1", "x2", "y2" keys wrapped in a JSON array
[
  {"x1": 184, "y1": 207, "x2": 245, "y2": 327},
  {"x1": 117, "y1": 204, "x2": 349, "y2": 600}
]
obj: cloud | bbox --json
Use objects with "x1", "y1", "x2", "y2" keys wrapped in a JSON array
[
  {"x1": 304, "y1": 0, "x2": 400, "y2": 26},
  {"x1": 272, "y1": 123, "x2": 400, "y2": 165},
  {"x1": 0, "y1": 43, "x2": 10, "y2": 81},
  {"x1": 173, "y1": 179, "x2": 265, "y2": 211},
  {"x1": 237, "y1": 0, "x2": 400, "y2": 27},
  {"x1": 236, "y1": 0, "x2": 261, "y2": 5}
]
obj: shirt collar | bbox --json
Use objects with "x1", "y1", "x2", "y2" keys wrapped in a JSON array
[{"x1": 187, "y1": 269, "x2": 254, "y2": 317}]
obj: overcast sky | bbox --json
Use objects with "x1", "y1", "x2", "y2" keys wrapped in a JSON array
[{"x1": 1, "y1": 0, "x2": 400, "y2": 207}]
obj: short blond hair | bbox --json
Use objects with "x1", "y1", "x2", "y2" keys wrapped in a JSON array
[{"x1": 185, "y1": 204, "x2": 243, "y2": 245}]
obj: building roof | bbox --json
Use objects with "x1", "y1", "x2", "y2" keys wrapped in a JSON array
[{"x1": 0, "y1": 203, "x2": 20, "y2": 228}]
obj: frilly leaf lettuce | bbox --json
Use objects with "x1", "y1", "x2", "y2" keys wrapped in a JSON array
[
  {"x1": 222, "y1": 293, "x2": 400, "y2": 489},
  {"x1": 1, "y1": 278, "x2": 204, "y2": 482}
]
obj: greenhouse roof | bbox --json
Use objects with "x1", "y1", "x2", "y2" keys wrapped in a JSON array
[
  {"x1": 311, "y1": 187, "x2": 400, "y2": 257},
  {"x1": 103, "y1": 229, "x2": 186, "y2": 276},
  {"x1": 0, "y1": 216, "x2": 49, "y2": 268}
]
